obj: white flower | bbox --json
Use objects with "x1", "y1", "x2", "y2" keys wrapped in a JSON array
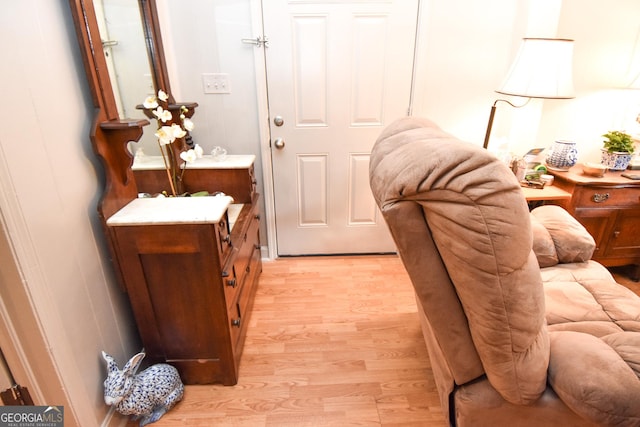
[
  {"x1": 170, "y1": 123, "x2": 187, "y2": 139},
  {"x1": 194, "y1": 144, "x2": 204, "y2": 158},
  {"x1": 180, "y1": 149, "x2": 198, "y2": 164},
  {"x1": 140, "y1": 89, "x2": 199, "y2": 196},
  {"x1": 183, "y1": 117, "x2": 195, "y2": 132},
  {"x1": 143, "y1": 96, "x2": 158, "y2": 109},
  {"x1": 158, "y1": 90, "x2": 169, "y2": 102},
  {"x1": 153, "y1": 106, "x2": 172, "y2": 123},
  {"x1": 155, "y1": 126, "x2": 175, "y2": 145}
]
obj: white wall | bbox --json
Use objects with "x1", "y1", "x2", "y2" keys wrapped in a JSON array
[
  {"x1": 157, "y1": 0, "x2": 269, "y2": 245},
  {"x1": 414, "y1": 0, "x2": 587, "y2": 153},
  {"x1": 415, "y1": 0, "x2": 640, "y2": 162},
  {"x1": 413, "y1": 0, "x2": 523, "y2": 144},
  {"x1": 0, "y1": 1, "x2": 139, "y2": 426},
  {"x1": 538, "y1": 0, "x2": 640, "y2": 163},
  {"x1": 157, "y1": 0, "x2": 260, "y2": 159},
  {"x1": 156, "y1": 0, "x2": 640, "y2": 191}
]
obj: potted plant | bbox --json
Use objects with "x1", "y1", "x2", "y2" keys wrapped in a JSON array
[{"x1": 601, "y1": 130, "x2": 635, "y2": 171}]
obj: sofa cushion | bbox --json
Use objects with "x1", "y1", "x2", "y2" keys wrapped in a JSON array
[
  {"x1": 530, "y1": 214, "x2": 559, "y2": 268},
  {"x1": 549, "y1": 331, "x2": 640, "y2": 426},
  {"x1": 543, "y1": 261, "x2": 640, "y2": 425},
  {"x1": 542, "y1": 261, "x2": 640, "y2": 336},
  {"x1": 530, "y1": 205, "x2": 595, "y2": 264},
  {"x1": 601, "y1": 332, "x2": 640, "y2": 379}
]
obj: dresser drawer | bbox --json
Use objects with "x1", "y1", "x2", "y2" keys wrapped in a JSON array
[
  {"x1": 221, "y1": 201, "x2": 260, "y2": 310},
  {"x1": 572, "y1": 186, "x2": 640, "y2": 208},
  {"x1": 221, "y1": 247, "x2": 241, "y2": 309},
  {"x1": 229, "y1": 243, "x2": 261, "y2": 350},
  {"x1": 235, "y1": 210, "x2": 260, "y2": 282}
]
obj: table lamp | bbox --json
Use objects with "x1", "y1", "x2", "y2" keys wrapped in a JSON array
[{"x1": 483, "y1": 38, "x2": 575, "y2": 149}]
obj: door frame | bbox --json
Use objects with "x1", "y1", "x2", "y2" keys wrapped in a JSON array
[
  {"x1": 251, "y1": 0, "x2": 428, "y2": 259},
  {"x1": 0, "y1": 213, "x2": 75, "y2": 415},
  {"x1": 0, "y1": 161, "x2": 78, "y2": 424}
]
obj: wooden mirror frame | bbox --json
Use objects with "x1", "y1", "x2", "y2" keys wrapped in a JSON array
[
  {"x1": 139, "y1": 0, "x2": 173, "y2": 101},
  {"x1": 69, "y1": 0, "x2": 150, "y2": 216},
  {"x1": 69, "y1": 0, "x2": 195, "y2": 287}
]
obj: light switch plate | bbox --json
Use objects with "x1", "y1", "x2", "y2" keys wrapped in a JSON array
[{"x1": 202, "y1": 73, "x2": 231, "y2": 94}]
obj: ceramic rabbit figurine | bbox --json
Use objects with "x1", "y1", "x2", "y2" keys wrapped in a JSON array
[{"x1": 102, "y1": 351, "x2": 184, "y2": 426}]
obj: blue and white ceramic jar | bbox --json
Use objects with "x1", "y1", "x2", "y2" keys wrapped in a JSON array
[{"x1": 546, "y1": 140, "x2": 578, "y2": 171}]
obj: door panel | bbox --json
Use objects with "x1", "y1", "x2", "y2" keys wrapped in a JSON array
[
  {"x1": 264, "y1": 0, "x2": 418, "y2": 255},
  {"x1": 298, "y1": 154, "x2": 328, "y2": 226}
]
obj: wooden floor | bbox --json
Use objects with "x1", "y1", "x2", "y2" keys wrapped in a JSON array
[
  {"x1": 127, "y1": 256, "x2": 639, "y2": 427},
  {"x1": 609, "y1": 264, "x2": 640, "y2": 294},
  {"x1": 129, "y1": 255, "x2": 445, "y2": 426}
]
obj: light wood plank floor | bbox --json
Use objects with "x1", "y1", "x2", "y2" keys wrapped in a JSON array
[
  {"x1": 127, "y1": 256, "x2": 639, "y2": 427},
  {"x1": 128, "y1": 255, "x2": 446, "y2": 426}
]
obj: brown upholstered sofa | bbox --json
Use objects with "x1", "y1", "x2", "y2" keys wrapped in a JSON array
[{"x1": 369, "y1": 117, "x2": 640, "y2": 427}]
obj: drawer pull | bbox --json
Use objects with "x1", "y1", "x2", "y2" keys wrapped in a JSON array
[
  {"x1": 613, "y1": 231, "x2": 620, "y2": 238},
  {"x1": 231, "y1": 318, "x2": 241, "y2": 327},
  {"x1": 591, "y1": 193, "x2": 610, "y2": 203},
  {"x1": 226, "y1": 278, "x2": 237, "y2": 288}
]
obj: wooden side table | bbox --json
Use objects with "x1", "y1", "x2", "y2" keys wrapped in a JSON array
[
  {"x1": 522, "y1": 185, "x2": 572, "y2": 204},
  {"x1": 550, "y1": 166, "x2": 640, "y2": 280}
]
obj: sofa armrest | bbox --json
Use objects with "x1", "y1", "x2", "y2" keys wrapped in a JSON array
[{"x1": 530, "y1": 205, "x2": 595, "y2": 265}]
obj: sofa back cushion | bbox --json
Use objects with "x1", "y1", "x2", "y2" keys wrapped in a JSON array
[{"x1": 370, "y1": 117, "x2": 549, "y2": 405}]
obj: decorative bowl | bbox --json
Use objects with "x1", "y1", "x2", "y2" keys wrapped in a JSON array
[
  {"x1": 540, "y1": 174, "x2": 554, "y2": 186},
  {"x1": 582, "y1": 162, "x2": 607, "y2": 177}
]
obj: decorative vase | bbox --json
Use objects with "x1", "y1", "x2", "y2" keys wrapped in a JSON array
[
  {"x1": 600, "y1": 149, "x2": 632, "y2": 171},
  {"x1": 545, "y1": 140, "x2": 578, "y2": 171}
]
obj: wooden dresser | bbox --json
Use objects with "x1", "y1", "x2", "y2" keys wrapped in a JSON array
[
  {"x1": 550, "y1": 166, "x2": 639, "y2": 279},
  {"x1": 107, "y1": 155, "x2": 261, "y2": 385}
]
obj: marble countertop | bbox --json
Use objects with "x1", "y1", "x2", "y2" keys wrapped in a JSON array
[
  {"x1": 107, "y1": 195, "x2": 234, "y2": 226},
  {"x1": 132, "y1": 154, "x2": 256, "y2": 170},
  {"x1": 227, "y1": 203, "x2": 243, "y2": 230}
]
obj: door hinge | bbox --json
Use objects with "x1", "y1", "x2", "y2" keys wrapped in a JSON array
[
  {"x1": 241, "y1": 36, "x2": 269, "y2": 48},
  {"x1": 1, "y1": 384, "x2": 34, "y2": 406}
]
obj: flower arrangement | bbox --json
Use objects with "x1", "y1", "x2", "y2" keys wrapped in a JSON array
[{"x1": 143, "y1": 90, "x2": 203, "y2": 196}]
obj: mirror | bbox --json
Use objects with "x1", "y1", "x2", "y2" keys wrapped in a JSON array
[
  {"x1": 70, "y1": 0, "x2": 198, "y2": 206},
  {"x1": 93, "y1": 0, "x2": 153, "y2": 120},
  {"x1": 91, "y1": 0, "x2": 179, "y2": 155},
  {"x1": 70, "y1": 0, "x2": 181, "y2": 286},
  {"x1": 69, "y1": 0, "x2": 188, "y2": 204},
  {"x1": 69, "y1": 0, "x2": 188, "y2": 192}
]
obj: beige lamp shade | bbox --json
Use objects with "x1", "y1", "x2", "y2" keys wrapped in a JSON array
[{"x1": 497, "y1": 38, "x2": 575, "y2": 99}]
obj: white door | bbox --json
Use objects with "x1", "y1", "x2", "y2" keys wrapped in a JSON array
[{"x1": 263, "y1": 0, "x2": 418, "y2": 255}]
